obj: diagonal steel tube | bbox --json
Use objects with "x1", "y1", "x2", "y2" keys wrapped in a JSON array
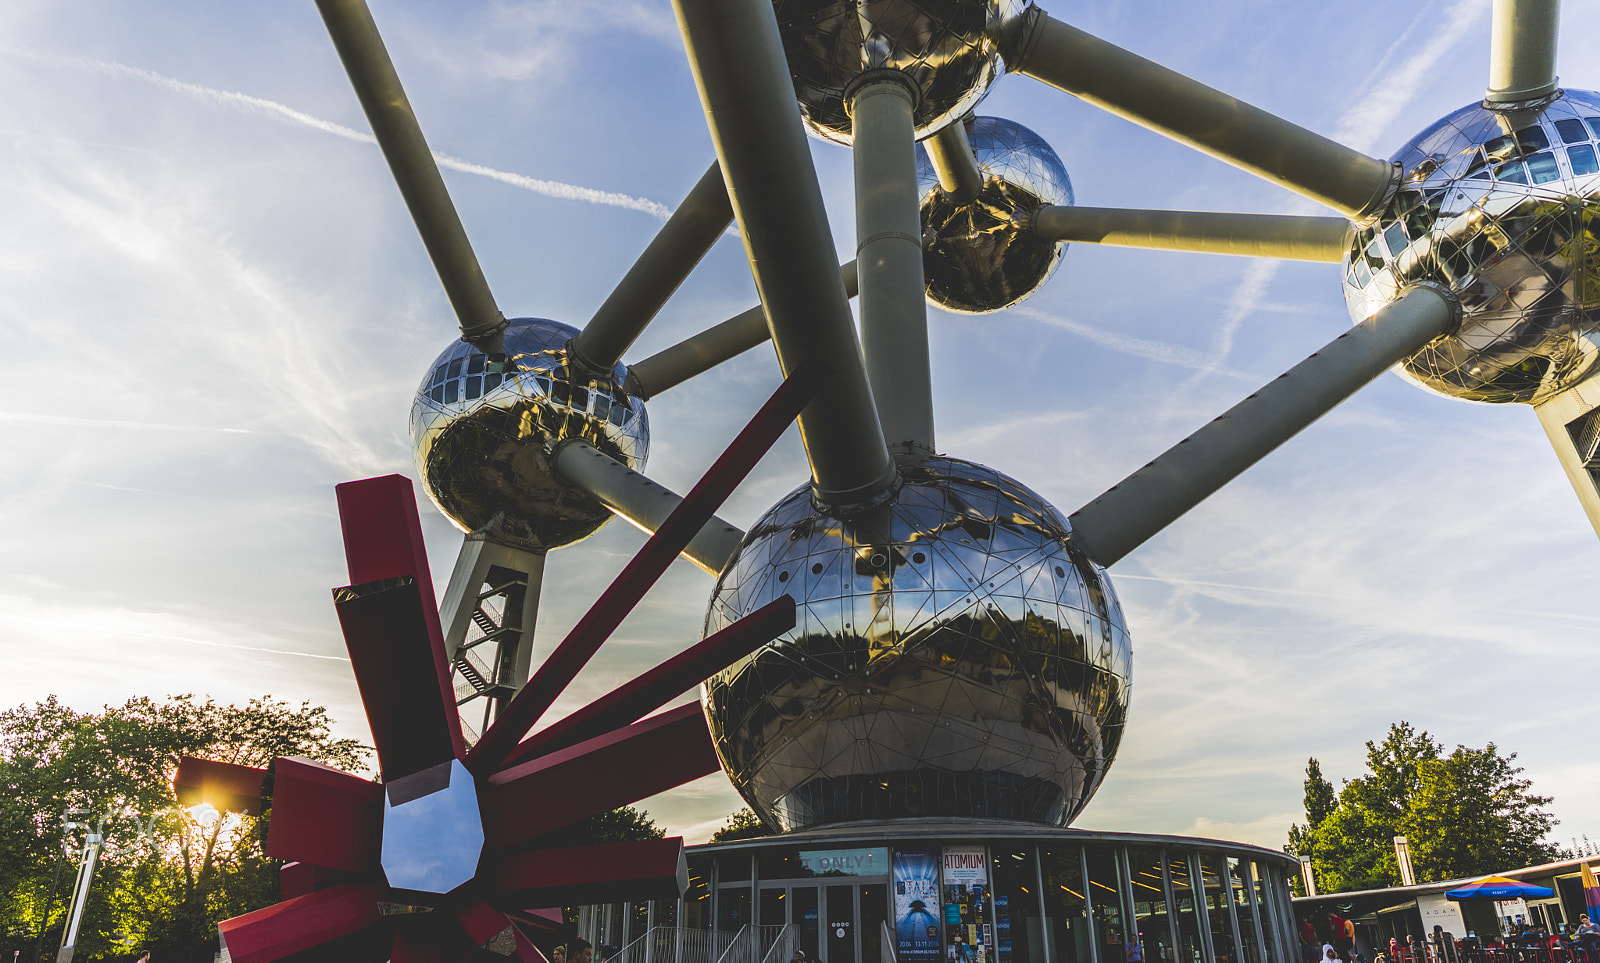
[
  {"x1": 1068, "y1": 284, "x2": 1459, "y2": 567},
  {"x1": 1006, "y1": 8, "x2": 1396, "y2": 220},
  {"x1": 1487, "y1": 0, "x2": 1562, "y2": 104},
  {"x1": 1032, "y1": 207, "x2": 1352, "y2": 262},
  {"x1": 570, "y1": 161, "x2": 734, "y2": 373},
  {"x1": 550, "y1": 438, "x2": 746, "y2": 575},
  {"x1": 465, "y1": 360, "x2": 820, "y2": 773},
  {"x1": 671, "y1": 0, "x2": 897, "y2": 505},
  {"x1": 852, "y1": 73, "x2": 936, "y2": 455},
  {"x1": 314, "y1": 0, "x2": 506, "y2": 353},
  {"x1": 925, "y1": 117, "x2": 984, "y2": 205},
  {"x1": 626, "y1": 262, "x2": 858, "y2": 400}
]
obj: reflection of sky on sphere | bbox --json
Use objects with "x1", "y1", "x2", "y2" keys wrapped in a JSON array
[
  {"x1": 704, "y1": 457, "x2": 1129, "y2": 831},
  {"x1": 0, "y1": 0, "x2": 1596, "y2": 853},
  {"x1": 409, "y1": 317, "x2": 648, "y2": 549},
  {"x1": 916, "y1": 116, "x2": 1073, "y2": 314},
  {"x1": 772, "y1": 0, "x2": 1024, "y2": 144},
  {"x1": 1343, "y1": 90, "x2": 1600, "y2": 404}
]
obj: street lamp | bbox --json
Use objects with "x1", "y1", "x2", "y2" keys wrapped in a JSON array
[{"x1": 1394, "y1": 836, "x2": 1417, "y2": 887}]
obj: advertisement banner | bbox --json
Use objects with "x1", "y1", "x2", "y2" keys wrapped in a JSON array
[
  {"x1": 943, "y1": 847, "x2": 994, "y2": 963},
  {"x1": 1417, "y1": 895, "x2": 1467, "y2": 938},
  {"x1": 895, "y1": 849, "x2": 944, "y2": 963}
]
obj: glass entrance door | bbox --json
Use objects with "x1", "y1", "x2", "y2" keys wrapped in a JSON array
[
  {"x1": 794, "y1": 886, "x2": 821, "y2": 962},
  {"x1": 828, "y1": 885, "x2": 858, "y2": 963}
]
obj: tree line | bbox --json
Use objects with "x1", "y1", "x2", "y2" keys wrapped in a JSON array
[{"x1": 1287, "y1": 722, "x2": 1561, "y2": 894}]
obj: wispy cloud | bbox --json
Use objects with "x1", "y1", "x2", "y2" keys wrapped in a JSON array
[
  {"x1": 1010, "y1": 305, "x2": 1262, "y2": 381},
  {"x1": 1, "y1": 47, "x2": 672, "y2": 219},
  {"x1": 0, "y1": 411, "x2": 256, "y2": 433}
]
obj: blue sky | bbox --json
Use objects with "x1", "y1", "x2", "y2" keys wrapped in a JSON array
[{"x1": 1, "y1": 0, "x2": 1597, "y2": 851}]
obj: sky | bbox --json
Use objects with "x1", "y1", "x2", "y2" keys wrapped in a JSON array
[{"x1": 0, "y1": 0, "x2": 1597, "y2": 853}]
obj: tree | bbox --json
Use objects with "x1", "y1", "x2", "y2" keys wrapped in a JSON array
[
  {"x1": 710, "y1": 808, "x2": 773, "y2": 843},
  {"x1": 0, "y1": 694, "x2": 368, "y2": 962},
  {"x1": 1286, "y1": 722, "x2": 1559, "y2": 895},
  {"x1": 1304, "y1": 758, "x2": 1336, "y2": 828},
  {"x1": 1404, "y1": 743, "x2": 1558, "y2": 881}
]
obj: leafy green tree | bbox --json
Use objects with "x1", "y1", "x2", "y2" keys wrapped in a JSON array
[
  {"x1": 0, "y1": 694, "x2": 367, "y2": 962},
  {"x1": 1404, "y1": 743, "x2": 1557, "y2": 881},
  {"x1": 1286, "y1": 723, "x2": 1559, "y2": 895},
  {"x1": 710, "y1": 808, "x2": 773, "y2": 843}
]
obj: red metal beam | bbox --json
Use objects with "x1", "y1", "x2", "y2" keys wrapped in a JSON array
[
  {"x1": 392, "y1": 916, "x2": 471, "y2": 963},
  {"x1": 487, "y1": 837, "x2": 687, "y2": 908},
  {"x1": 173, "y1": 756, "x2": 268, "y2": 815},
  {"x1": 280, "y1": 861, "x2": 361, "y2": 900},
  {"x1": 468, "y1": 360, "x2": 819, "y2": 772},
  {"x1": 336, "y1": 474, "x2": 440, "y2": 599},
  {"x1": 504, "y1": 596, "x2": 793, "y2": 767},
  {"x1": 483, "y1": 704, "x2": 720, "y2": 849},
  {"x1": 263, "y1": 756, "x2": 383, "y2": 875},
  {"x1": 217, "y1": 883, "x2": 387, "y2": 963},
  {"x1": 334, "y1": 576, "x2": 462, "y2": 782},
  {"x1": 335, "y1": 474, "x2": 465, "y2": 764}
]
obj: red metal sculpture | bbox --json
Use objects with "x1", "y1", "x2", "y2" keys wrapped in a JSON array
[{"x1": 174, "y1": 368, "x2": 814, "y2": 961}]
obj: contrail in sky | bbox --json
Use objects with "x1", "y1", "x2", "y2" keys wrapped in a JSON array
[
  {"x1": 5, "y1": 47, "x2": 673, "y2": 220},
  {"x1": 0, "y1": 411, "x2": 255, "y2": 433}
]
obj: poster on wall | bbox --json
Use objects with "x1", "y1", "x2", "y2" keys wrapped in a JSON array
[
  {"x1": 1417, "y1": 895, "x2": 1467, "y2": 938},
  {"x1": 943, "y1": 847, "x2": 994, "y2": 963},
  {"x1": 895, "y1": 848, "x2": 944, "y2": 963}
]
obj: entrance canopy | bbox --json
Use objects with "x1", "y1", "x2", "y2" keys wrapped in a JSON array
[{"x1": 1445, "y1": 876, "x2": 1555, "y2": 901}]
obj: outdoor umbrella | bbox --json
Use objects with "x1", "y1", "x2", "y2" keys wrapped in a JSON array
[{"x1": 1445, "y1": 876, "x2": 1555, "y2": 901}]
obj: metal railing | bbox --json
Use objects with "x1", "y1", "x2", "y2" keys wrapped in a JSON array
[{"x1": 612, "y1": 925, "x2": 792, "y2": 963}]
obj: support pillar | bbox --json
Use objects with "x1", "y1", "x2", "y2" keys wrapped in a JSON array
[
  {"x1": 438, "y1": 525, "x2": 546, "y2": 744},
  {"x1": 850, "y1": 70, "x2": 936, "y2": 456}
]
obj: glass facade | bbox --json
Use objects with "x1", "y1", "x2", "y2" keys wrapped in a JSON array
[{"x1": 580, "y1": 832, "x2": 1296, "y2": 963}]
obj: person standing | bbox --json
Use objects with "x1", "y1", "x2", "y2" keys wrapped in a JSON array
[{"x1": 569, "y1": 939, "x2": 595, "y2": 963}]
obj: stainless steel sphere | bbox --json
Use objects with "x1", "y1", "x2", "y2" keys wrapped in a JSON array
[
  {"x1": 773, "y1": 0, "x2": 1024, "y2": 145},
  {"x1": 916, "y1": 116, "x2": 1073, "y2": 314},
  {"x1": 408, "y1": 318, "x2": 649, "y2": 549},
  {"x1": 1344, "y1": 90, "x2": 1600, "y2": 404},
  {"x1": 702, "y1": 456, "x2": 1131, "y2": 832}
]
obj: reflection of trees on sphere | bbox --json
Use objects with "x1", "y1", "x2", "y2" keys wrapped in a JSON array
[
  {"x1": 702, "y1": 456, "x2": 1131, "y2": 832},
  {"x1": 1344, "y1": 90, "x2": 1600, "y2": 404},
  {"x1": 408, "y1": 318, "x2": 649, "y2": 549},
  {"x1": 772, "y1": 0, "x2": 1024, "y2": 145},
  {"x1": 917, "y1": 117, "x2": 1073, "y2": 314}
]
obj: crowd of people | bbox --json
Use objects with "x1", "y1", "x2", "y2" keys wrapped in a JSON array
[{"x1": 1295, "y1": 912, "x2": 1600, "y2": 963}]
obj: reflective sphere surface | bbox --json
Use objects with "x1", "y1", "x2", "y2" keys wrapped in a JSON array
[
  {"x1": 773, "y1": 0, "x2": 1023, "y2": 145},
  {"x1": 409, "y1": 318, "x2": 649, "y2": 549},
  {"x1": 917, "y1": 116, "x2": 1073, "y2": 314},
  {"x1": 1344, "y1": 90, "x2": 1600, "y2": 404},
  {"x1": 702, "y1": 456, "x2": 1131, "y2": 832}
]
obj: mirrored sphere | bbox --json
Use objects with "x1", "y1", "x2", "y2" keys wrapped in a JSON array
[
  {"x1": 773, "y1": 0, "x2": 1023, "y2": 145},
  {"x1": 1344, "y1": 89, "x2": 1600, "y2": 404},
  {"x1": 409, "y1": 318, "x2": 649, "y2": 549},
  {"x1": 916, "y1": 116, "x2": 1073, "y2": 314},
  {"x1": 702, "y1": 456, "x2": 1131, "y2": 832}
]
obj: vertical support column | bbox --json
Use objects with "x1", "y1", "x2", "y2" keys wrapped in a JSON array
[
  {"x1": 1192, "y1": 854, "x2": 1216, "y2": 963},
  {"x1": 1487, "y1": 0, "x2": 1561, "y2": 104},
  {"x1": 1533, "y1": 374, "x2": 1600, "y2": 539},
  {"x1": 670, "y1": 0, "x2": 897, "y2": 506},
  {"x1": 1080, "y1": 845, "x2": 1099, "y2": 963},
  {"x1": 1160, "y1": 849, "x2": 1181, "y2": 963},
  {"x1": 850, "y1": 71, "x2": 936, "y2": 457},
  {"x1": 438, "y1": 529, "x2": 546, "y2": 743}
]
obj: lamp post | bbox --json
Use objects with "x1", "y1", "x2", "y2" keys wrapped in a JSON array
[
  {"x1": 54, "y1": 831, "x2": 103, "y2": 963},
  {"x1": 1394, "y1": 836, "x2": 1417, "y2": 887}
]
